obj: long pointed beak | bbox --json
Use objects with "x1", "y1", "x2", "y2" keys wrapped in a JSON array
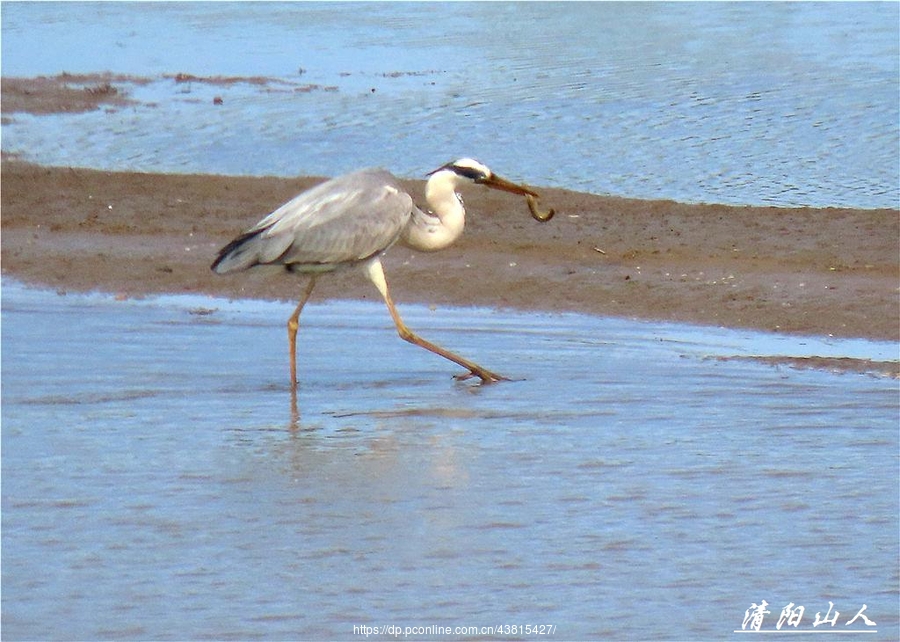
[{"x1": 479, "y1": 174, "x2": 539, "y2": 197}]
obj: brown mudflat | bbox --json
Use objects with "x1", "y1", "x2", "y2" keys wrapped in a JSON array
[{"x1": 3, "y1": 159, "x2": 897, "y2": 352}]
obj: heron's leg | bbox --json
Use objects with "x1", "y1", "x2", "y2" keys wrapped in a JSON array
[
  {"x1": 288, "y1": 275, "x2": 318, "y2": 387},
  {"x1": 364, "y1": 259, "x2": 507, "y2": 383}
]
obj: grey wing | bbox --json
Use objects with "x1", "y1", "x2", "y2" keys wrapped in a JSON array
[{"x1": 212, "y1": 169, "x2": 413, "y2": 273}]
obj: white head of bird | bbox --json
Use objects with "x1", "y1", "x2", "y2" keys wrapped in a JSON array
[{"x1": 402, "y1": 158, "x2": 538, "y2": 252}]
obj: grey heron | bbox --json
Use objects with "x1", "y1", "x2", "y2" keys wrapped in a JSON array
[{"x1": 211, "y1": 158, "x2": 549, "y2": 386}]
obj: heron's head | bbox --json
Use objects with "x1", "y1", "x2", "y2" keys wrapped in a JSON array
[{"x1": 428, "y1": 158, "x2": 539, "y2": 197}]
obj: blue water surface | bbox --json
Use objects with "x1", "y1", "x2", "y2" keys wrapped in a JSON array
[
  {"x1": 2, "y1": 2, "x2": 898, "y2": 208},
  {"x1": 2, "y1": 281, "x2": 898, "y2": 640}
]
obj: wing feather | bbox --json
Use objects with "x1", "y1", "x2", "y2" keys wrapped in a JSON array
[{"x1": 212, "y1": 169, "x2": 413, "y2": 273}]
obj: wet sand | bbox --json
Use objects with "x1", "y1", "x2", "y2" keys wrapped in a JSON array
[
  {"x1": 4, "y1": 159, "x2": 897, "y2": 345},
  {"x1": 1, "y1": 74, "x2": 142, "y2": 115},
  {"x1": 2, "y1": 74, "x2": 898, "y2": 348}
]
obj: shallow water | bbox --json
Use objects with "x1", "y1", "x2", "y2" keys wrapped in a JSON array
[
  {"x1": 2, "y1": 280, "x2": 898, "y2": 640},
  {"x1": 2, "y1": 2, "x2": 898, "y2": 208}
]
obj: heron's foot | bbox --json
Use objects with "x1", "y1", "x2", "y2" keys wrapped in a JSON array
[{"x1": 454, "y1": 368, "x2": 509, "y2": 384}]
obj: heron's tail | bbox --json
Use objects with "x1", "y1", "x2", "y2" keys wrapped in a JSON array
[{"x1": 211, "y1": 229, "x2": 266, "y2": 274}]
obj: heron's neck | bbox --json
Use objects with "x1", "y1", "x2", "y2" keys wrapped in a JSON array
[{"x1": 400, "y1": 170, "x2": 466, "y2": 252}]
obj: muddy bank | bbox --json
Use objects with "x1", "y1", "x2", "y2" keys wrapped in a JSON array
[
  {"x1": 0, "y1": 72, "x2": 343, "y2": 119},
  {"x1": 1, "y1": 74, "x2": 143, "y2": 115},
  {"x1": 3, "y1": 160, "x2": 898, "y2": 355}
]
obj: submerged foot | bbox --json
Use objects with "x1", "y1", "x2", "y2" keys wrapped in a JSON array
[{"x1": 453, "y1": 368, "x2": 509, "y2": 384}]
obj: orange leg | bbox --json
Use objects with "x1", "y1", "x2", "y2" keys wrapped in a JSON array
[
  {"x1": 364, "y1": 259, "x2": 507, "y2": 383},
  {"x1": 287, "y1": 276, "x2": 318, "y2": 387}
]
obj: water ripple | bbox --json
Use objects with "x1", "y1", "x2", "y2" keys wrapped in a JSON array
[{"x1": 2, "y1": 3, "x2": 898, "y2": 208}]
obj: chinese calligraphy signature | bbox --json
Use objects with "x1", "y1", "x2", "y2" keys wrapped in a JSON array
[{"x1": 739, "y1": 601, "x2": 876, "y2": 632}]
